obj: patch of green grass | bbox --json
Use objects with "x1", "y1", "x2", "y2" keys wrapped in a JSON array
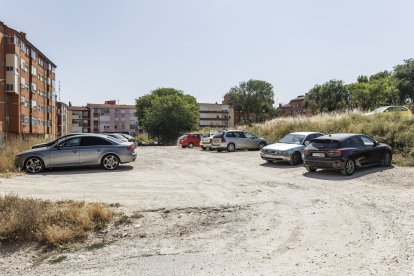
[
  {"x1": 48, "y1": 255, "x2": 67, "y2": 264},
  {"x1": 85, "y1": 241, "x2": 115, "y2": 251}
]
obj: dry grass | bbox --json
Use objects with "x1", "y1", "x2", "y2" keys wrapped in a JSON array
[
  {"x1": 244, "y1": 111, "x2": 414, "y2": 166},
  {"x1": 0, "y1": 195, "x2": 113, "y2": 246},
  {"x1": 0, "y1": 137, "x2": 48, "y2": 174}
]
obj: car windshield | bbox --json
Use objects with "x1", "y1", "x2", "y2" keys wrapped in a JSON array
[
  {"x1": 213, "y1": 132, "x2": 224, "y2": 138},
  {"x1": 373, "y1": 106, "x2": 389, "y2": 113},
  {"x1": 278, "y1": 134, "x2": 306, "y2": 145}
]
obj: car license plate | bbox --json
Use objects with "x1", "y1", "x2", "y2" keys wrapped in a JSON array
[{"x1": 312, "y1": 152, "x2": 325, "y2": 157}]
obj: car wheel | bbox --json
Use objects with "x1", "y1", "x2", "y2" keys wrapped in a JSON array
[
  {"x1": 188, "y1": 143, "x2": 194, "y2": 149},
  {"x1": 201, "y1": 146, "x2": 206, "y2": 150},
  {"x1": 381, "y1": 152, "x2": 392, "y2": 167},
  {"x1": 102, "y1": 154, "x2": 120, "y2": 170},
  {"x1": 266, "y1": 160, "x2": 273, "y2": 163},
  {"x1": 289, "y1": 152, "x2": 302, "y2": 166},
  {"x1": 209, "y1": 148, "x2": 214, "y2": 151},
  {"x1": 24, "y1": 157, "x2": 44, "y2": 173},
  {"x1": 340, "y1": 158, "x2": 355, "y2": 176},
  {"x1": 217, "y1": 149, "x2": 223, "y2": 152},
  {"x1": 227, "y1": 143, "x2": 236, "y2": 152},
  {"x1": 258, "y1": 142, "x2": 266, "y2": 150},
  {"x1": 181, "y1": 145, "x2": 186, "y2": 148},
  {"x1": 305, "y1": 166, "x2": 317, "y2": 172}
]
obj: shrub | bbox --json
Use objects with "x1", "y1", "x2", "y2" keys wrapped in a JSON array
[{"x1": 0, "y1": 195, "x2": 113, "y2": 246}]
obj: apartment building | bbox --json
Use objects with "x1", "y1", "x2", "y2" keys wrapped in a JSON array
[
  {"x1": 68, "y1": 101, "x2": 139, "y2": 136},
  {"x1": 0, "y1": 22, "x2": 57, "y2": 142},
  {"x1": 281, "y1": 95, "x2": 313, "y2": 117},
  {"x1": 199, "y1": 103, "x2": 234, "y2": 129}
]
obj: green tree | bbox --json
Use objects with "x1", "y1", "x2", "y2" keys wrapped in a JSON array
[
  {"x1": 224, "y1": 79, "x2": 275, "y2": 124},
  {"x1": 304, "y1": 80, "x2": 350, "y2": 112},
  {"x1": 394, "y1": 59, "x2": 414, "y2": 102},
  {"x1": 135, "y1": 88, "x2": 199, "y2": 143}
]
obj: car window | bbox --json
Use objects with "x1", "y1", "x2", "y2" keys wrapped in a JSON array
[
  {"x1": 310, "y1": 139, "x2": 340, "y2": 149},
  {"x1": 303, "y1": 134, "x2": 315, "y2": 144},
  {"x1": 235, "y1": 132, "x2": 246, "y2": 138},
  {"x1": 59, "y1": 137, "x2": 81, "y2": 148},
  {"x1": 244, "y1": 132, "x2": 255, "y2": 138},
  {"x1": 279, "y1": 134, "x2": 306, "y2": 145},
  {"x1": 213, "y1": 133, "x2": 224, "y2": 138},
  {"x1": 80, "y1": 137, "x2": 113, "y2": 146},
  {"x1": 226, "y1": 132, "x2": 235, "y2": 138},
  {"x1": 360, "y1": 136, "x2": 375, "y2": 147},
  {"x1": 341, "y1": 137, "x2": 363, "y2": 148},
  {"x1": 192, "y1": 134, "x2": 200, "y2": 139}
]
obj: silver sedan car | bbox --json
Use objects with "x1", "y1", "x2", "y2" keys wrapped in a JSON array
[
  {"x1": 211, "y1": 130, "x2": 267, "y2": 152},
  {"x1": 15, "y1": 134, "x2": 137, "y2": 173}
]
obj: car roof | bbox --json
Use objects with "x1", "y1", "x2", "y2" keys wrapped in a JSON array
[
  {"x1": 290, "y1": 132, "x2": 323, "y2": 135},
  {"x1": 315, "y1": 133, "x2": 362, "y2": 141}
]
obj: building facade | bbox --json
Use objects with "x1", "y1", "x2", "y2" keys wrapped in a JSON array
[
  {"x1": 0, "y1": 21, "x2": 57, "y2": 142},
  {"x1": 68, "y1": 101, "x2": 139, "y2": 136},
  {"x1": 199, "y1": 103, "x2": 234, "y2": 129},
  {"x1": 281, "y1": 95, "x2": 312, "y2": 117}
]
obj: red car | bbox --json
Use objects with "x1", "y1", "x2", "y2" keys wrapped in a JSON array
[{"x1": 179, "y1": 134, "x2": 201, "y2": 148}]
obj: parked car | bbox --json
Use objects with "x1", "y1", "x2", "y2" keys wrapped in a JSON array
[
  {"x1": 303, "y1": 133, "x2": 392, "y2": 175},
  {"x1": 15, "y1": 134, "x2": 137, "y2": 173},
  {"x1": 106, "y1": 133, "x2": 129, "y2": 143},
  {"x1": 118, "y1": 133, "x2": 136, "y2": 143},
  {"x1": 211, "y1": 131, "x2": 267, "y2": 152},
  {"x1": 32, "y1": 133, "x2": 88, "y2": 149},
  {"x1": 178, "y1": 134, "x2": 201, "y2": 148},
  {"x1": 200, "y1": 132, "x2": 216, "y2": 151},
  {"x1": 364, "y1": 106, "x2": 412, "y2": 117},
  {"x1": 261, "y1": 132, "x2": 324, "y2": 165}
]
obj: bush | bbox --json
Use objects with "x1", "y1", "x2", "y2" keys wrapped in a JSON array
[
  {"x1": 244, "y1": 111, "x2": 414, "y2": 166},
  {"x1": 0, "y1": 195, "x2": 113, "y2": 246},
  {"x1": 0, "y1": 137, "x2": 47, "y2": 174}
]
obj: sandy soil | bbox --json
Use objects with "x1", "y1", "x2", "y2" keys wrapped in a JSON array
[{"x1": 0, "y1": 146, "x2": 413, "y2": 275}]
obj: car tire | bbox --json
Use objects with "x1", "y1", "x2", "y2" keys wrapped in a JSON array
[
  {"x1": 181, "y1": 145, "x2": 186, "y2": 148},
  {"x1": 289, "y1": 152, "x2": 302, "y2": 166},
  {"x1": 227, "y1": 143, "x2": 236, "y2": 152},
  {"x1": 217, "y1": 149, "x2": 223, "y2": 152},
  {"x1": 188, "y1": 143, "x2": 194, "y2": 149},
  {"x1": 305, "y1": 166, "x2": 317, "y2": 172},
  {"x1": 380, "y1": 152, "x2": 392, "y2": 167},
  {"x1": 258, "y1": 142, "x2": 266, "y2": 150},
  {"x1": 340, "y1": 158, "x2": 355, "y2": 176},
  {"x1": 209, "y1": 148, "x2": 214, "y2": 151},
  {"x1": 266, "y1": 160, "x2": 273, "y2": 163},
  {"x1": 24, "y1": 156, "x2": 44, "y2": 173},
  {"x1": 101, "y1": 154, "x2": 120, "y2": 170},
  {"x1": 201, "y1": 146, "x2": 206, "y2": 151}
]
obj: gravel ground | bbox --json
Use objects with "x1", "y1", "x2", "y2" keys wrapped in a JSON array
[{"x1": 0, "y1": 146, "x2": 413, "y2": 275}]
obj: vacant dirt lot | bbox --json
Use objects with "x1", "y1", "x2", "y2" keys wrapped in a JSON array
[{"x1": 1, "y1": 146, "x2": 413, "y2": 275}]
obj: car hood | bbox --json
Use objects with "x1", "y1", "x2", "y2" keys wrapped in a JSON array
[
  {"x1": 17, "y1": 147, "x2": 50, "y2": 156},
  {"x1": 263, "y1": 143, "x2": 304, "y2": 151},
  {"x1": 32, "y1": 142, "x2": 52, "y2": 148}
]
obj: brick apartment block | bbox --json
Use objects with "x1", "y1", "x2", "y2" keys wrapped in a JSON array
[{"x1": 0, "y1": 21, "x2": 57, "y2": 142}]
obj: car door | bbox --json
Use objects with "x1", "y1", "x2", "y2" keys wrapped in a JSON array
[
  {"x1": 79, "y1": 136, "x2": 113, "y2": 166},
  {"x1": 244, "y1": 132, "x2": 258, "y2": 149},
  {"x1": 360, "y1": 135, "x2": 381, "y2": 164},
  {"x1": 359, "y1": 135, "x2": 378, "y2": 165},
  {"x1": 49, "y1": 137, "x2": 81, "y2": 167},
  {"x1": 233, "y1": 131, "x2": 246, "y2": 149}
]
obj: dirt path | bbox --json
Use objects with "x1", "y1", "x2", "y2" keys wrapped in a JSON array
[{"x1": 1, "y1": 147, "x2": 413, "y2": 275}]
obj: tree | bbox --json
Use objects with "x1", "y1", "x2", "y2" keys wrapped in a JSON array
[
  {"x1": 304, "y1": 80, "x2": 350, "y2": 112},
  {"x1": 394, "y1": 58, "x2": 414, "y2": 103},
  {"x1": 135, "y1": 88, "x2": 199, "y2": 143},
  {"x1": 224, "y1": 79, "x2": 275, "y2": 124}
]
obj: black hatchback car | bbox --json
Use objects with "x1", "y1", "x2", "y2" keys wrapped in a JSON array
[{"x1": 303, "y1": 134, "x2": 392, "y2": 175}]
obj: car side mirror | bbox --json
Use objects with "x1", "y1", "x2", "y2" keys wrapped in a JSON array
[{"x1": 304, "y1": 141, "x2": 310, "y2": 146}]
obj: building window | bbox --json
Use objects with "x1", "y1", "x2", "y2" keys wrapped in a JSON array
[
  {"x1": 6, "y1": 66, "x2": 13, "y2": 71},
  {"x1": 6, "y1": 84, "x2": 14, "y2": 91}
]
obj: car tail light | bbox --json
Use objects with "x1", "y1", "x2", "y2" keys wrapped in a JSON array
[
  {"x1": 221, "y1": 137, "x2": 226, "y2": 143},
  {"x1": 127, "y1": 145, "x2": 135, "y2": 152},
  {"x1": 327, "y1": 149, "x2": 342, "y2": 157},
  {"x1": 209, "y1": 138, "x2": 212, "y2": 143},
  {"x1": 304, "y1": 148, "x2": 310, "y2": 155}
]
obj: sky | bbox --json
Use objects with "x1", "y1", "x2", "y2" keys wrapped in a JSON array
[{"x1": 2, "y1": 0, "x2": 414, "y2": 106}]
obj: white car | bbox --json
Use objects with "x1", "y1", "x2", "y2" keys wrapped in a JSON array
[
  {"x1": 261, "y1": 132, "x2": 324, "y2": 165},
  {"x1": 200, "y1": 132, "x2": 216, "y2": 151}
]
